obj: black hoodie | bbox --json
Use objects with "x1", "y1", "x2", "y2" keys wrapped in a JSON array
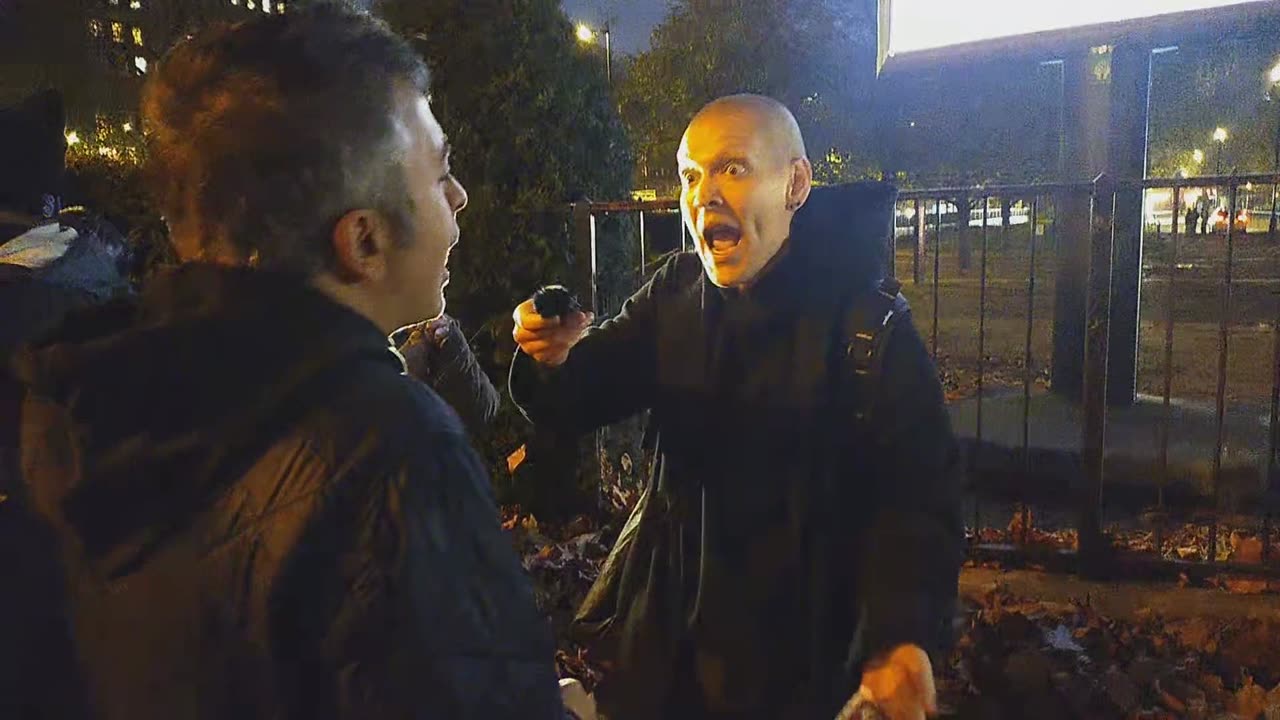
[
  {"x1": 510, "y1": 182, "x2": 964, "y2": 719},
  {"x1": 7, "y1": 264, "x2": 562, "y2": 719}
]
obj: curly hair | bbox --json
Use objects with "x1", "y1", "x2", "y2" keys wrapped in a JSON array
[{"x1": 141, "y1": 1, "x2": 429, "y2": 273}]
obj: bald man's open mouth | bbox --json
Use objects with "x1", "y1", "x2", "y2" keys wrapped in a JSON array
[{"x1": 702, "y1": 221, "x2": 742, "y2": 259}]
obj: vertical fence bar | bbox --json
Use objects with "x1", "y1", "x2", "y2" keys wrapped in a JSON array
[
  {"x1": 1270, "y1": 178, "x2": 1278, "y2": 245},
  {"x1": 1157, "y1": 185, "x2": 1180, "y2": 560},
  {"x1": 977, "y1": 193, "x2": 988, "y2": 540},
  {"x1": 570, "y1": 203, "x2": 598, "y2": 314},
  {"x1": 977, "y1": 195, "x2": 989, "y2": 513},
  {"x1": 914, "y1": 198, "x2": 925, "y2": 285},
  {"x1": 1266, "y1": 283, "x2": 1280, "y2": 565},
  {"x1": 1022, "y1": 196, "x2": 1037, "y2": 545},
  {"x1": 637, "y1": 210, "x2": 647, "y2": 277},
  {"x1": 933, "y1": 199, "x2": 942, "y2": 362},
  {"x1": 1267, "y1": 170, "x2": 1280, "y2": 567},
  {"x1": 1209, "y1": 182, "x2": 1239, "y2": 565},
  {"x1": 1080, "y1": 176, "x2": 1115, "y2": 575},
  {"x1": 1023, "y1": 197, "x2": 1039, "y2": 474},
  {"x1": 886, "y1": 209, "x2": 897, "y2": 280}
]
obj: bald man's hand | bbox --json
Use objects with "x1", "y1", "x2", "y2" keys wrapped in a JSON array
[
  {"x1": 851, "y1": 645, "x2": 937, "y2": 720},
  {"x1": 512, "y1": 298, "x2": 593, "y2": 367}
]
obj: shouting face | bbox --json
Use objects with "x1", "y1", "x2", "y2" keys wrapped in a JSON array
[{"x1": 677, "y1": 96, "x2": 811, "y2": 288}]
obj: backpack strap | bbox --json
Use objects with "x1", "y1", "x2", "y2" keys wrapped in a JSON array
[{"x1": 841, "y1": 277, "x2": 910, "y2": 426}]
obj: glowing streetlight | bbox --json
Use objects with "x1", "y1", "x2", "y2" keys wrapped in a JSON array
[
  {"x1": 1192, "y1": 148, "x2": 1204, "y2": 164},
  {"x1": 65, "y1": 130, "x2": 80, "y2": 146},
  {"x1": 1213, "y1": 127, "x2": 1228, "y2": 144},
  {"x1": 1269, "y1": 61, "x2": 1280, "y2": 85},
  {"x1": 573, "y1": 22, "x2": 612, "y2": 86}
]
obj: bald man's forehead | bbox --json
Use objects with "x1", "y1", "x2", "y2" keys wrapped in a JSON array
[{"x1": 678, "y1": 107, "x2": 785, "y2": 168}]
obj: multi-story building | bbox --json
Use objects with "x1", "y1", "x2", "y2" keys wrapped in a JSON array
[
  {"x1": 76, "y1": 0, "x2": 289, "y2": 136},
  {"x1": 0, "y1": 0, "x2": 290, "y2": 147}
]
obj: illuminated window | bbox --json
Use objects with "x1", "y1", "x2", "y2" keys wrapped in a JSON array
[
  {"x1": 263, "y1": 0, "x2": 271, "y2": 11},
  {"x1": 88, "y1": 19, "x2": 102, "y2": 36},
  {"x1": 108, "y1": 0, "x2": 118, "y2": 5},
  {"x1": 110, "y1": 21, "x2": 123, "y2": 42},
  {"x1": 134, "y1": 56, "x2": 147, "y2": 74},
  {"x1": 132, "y1": 27, "x2": 143, "y2": 46},
  {"x1": 277, "y1": 1, "x2": 285, "y2": 12}
]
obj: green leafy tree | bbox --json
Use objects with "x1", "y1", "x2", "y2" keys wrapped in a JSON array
[{"x1": 618, "y1": 0, "x2": 880, "y2": 191}]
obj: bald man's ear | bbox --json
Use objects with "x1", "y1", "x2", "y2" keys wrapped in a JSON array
[{"x1": 786, "y1": 157, "x2": 813, "y2": 212}]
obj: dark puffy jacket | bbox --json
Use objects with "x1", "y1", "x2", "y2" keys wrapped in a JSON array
[
  {"x1": 511, "y1": 183, "x2": 964, "y2": 719},
  {"x1": 7, "y1": 264, "x2": 562, "y2": 720}
]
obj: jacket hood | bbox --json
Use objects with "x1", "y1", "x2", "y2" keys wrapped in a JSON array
[
  {"x1": 12, "y1": 263, "x2": 402, "y2": 569},
  {"x1": 789, "y1": 181, "x2": 898, "y2": 298},
  {"x1": 737, "y1": 181, "x2": 898, "y2": 309}
]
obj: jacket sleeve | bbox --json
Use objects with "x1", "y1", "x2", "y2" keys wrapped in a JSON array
[
  {"x1": 508, "y1": 256, "x2": 677, "y2": 434},
  {"x1": 400, "y1": 318, "x2": 501, "y2": 435},
  {"x1": 848, "y1": 318, "x2": 965, "y2": 670},
  {"x1": 298, "y1": 430, "x2": 565, "y2": 720}
]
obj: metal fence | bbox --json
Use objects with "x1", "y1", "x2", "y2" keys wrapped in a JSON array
[{"x1": 569, "y1": 173, "x2": 1280, "y2": 581}]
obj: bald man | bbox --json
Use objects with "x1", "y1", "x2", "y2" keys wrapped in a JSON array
[{"x1": 511, "y1": 95, "x2": 962, "y2": 720}]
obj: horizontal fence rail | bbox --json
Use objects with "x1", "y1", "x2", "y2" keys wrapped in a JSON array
[{"x1": 572, "y1": 172, "x2": 1280, "y2": 582}]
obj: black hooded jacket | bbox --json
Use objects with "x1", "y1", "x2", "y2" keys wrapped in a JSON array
[
  {"x1": 6, "y1": 264, "x2": 561, "y2": 719},
  {"x1": 510, "y1": 183, "x2": 964, "y2": 718}
]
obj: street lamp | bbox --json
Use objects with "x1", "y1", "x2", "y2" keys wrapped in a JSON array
[
  {"x1": 1213, "y1": 127, "x2": 1228, "y2": 175},
  {"x1": 574, "y1": 21, "x2": 611, "y2": 86}
]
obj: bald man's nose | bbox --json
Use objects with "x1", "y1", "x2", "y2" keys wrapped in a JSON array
[{"x1": 691, "y1": 175, "x2": 724, "y2": 209}]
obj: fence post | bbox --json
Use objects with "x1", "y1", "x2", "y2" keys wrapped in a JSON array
[
  {"x1": 957, "y1": 192, "x2": 973, "y2": 273},
  {"x1": 914, "y1": 198, "x2": 925, "y2": 284},
  {"x1": 570, "y1": 202, "x2": 598, "y2": 314},
  {"x1": 1080, "y1": 174, "x2": 1115, "y2": 577}
]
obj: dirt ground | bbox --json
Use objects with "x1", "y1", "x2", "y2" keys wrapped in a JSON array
[{"x1": 505, "y1": 508, "x2": 1280, "y2": 720}]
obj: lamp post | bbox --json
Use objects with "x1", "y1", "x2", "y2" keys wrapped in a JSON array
[{"x1": 575, "y1": 22, "x2": 611, "y2": 86}]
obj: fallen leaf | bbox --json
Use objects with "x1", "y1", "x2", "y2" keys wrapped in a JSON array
[
  {"x1": 1233, "y1": 678, "x2": 1268, "y2": 719},
  {"x1": 1223, "y1": 576, "x2": 1270, "y2": 594}
]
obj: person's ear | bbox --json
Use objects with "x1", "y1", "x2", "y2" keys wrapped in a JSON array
[
  {"x1": 331, "y1": 209, "x2": 393, "y2": 283},
  {"x1": 785, "y1": 157, "x2": 813, "y2": 212}
]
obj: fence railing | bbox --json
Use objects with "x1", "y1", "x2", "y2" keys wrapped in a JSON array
[{"x1": 570, "y1": 173, "x2": 1280, "y2": 581}]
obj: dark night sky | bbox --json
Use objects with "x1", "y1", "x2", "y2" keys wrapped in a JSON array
[{"x1": 559, "y1": 0, "x2": 668, "y2": 56}]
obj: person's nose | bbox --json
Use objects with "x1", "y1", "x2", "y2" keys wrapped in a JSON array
[
  {"x1": 450, "y1": 176, "x2": 468, "y2": 213},
  {"x1": 691, "y1": 174, "x2": 724, "y2": 210}
]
